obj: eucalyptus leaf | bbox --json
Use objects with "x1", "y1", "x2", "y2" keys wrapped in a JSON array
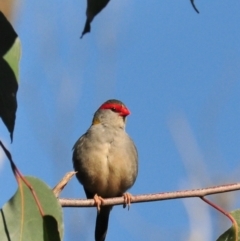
[
  {"x1": 0, "y1": 11, "x2": 20, "y2": 141},
  {"x1": 0, "y1": 176, "x2": 64, "y2": 241},
  {"x1": 216, "y1": 210, "x2": 240, "y2": 241}
]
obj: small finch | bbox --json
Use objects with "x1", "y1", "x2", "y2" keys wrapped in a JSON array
[{"x1": 73, "y1": 99, "x2": 138, "y2": 241}]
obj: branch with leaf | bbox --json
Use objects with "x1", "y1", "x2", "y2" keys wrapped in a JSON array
[
  {"x1": 55, "y1": 172, "x2": 240, "y2": 241},
  {"x1": 0, "y1": 4, "x2": 238, "y2": 241}
]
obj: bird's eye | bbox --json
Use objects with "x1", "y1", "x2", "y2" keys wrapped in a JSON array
[{"x1": 111, "y1": 107, "x2": 117, "y2": 112}]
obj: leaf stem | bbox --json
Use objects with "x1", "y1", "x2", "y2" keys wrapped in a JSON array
[
  {"x1": 0, "y1": 140, "x2": 45, "y2": 216},
  {"x1": 200, "y1": 196, "x2": 238, "y2": 241}
]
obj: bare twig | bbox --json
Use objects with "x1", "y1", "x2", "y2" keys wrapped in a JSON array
[
  {"x1": 53, "y1": 171, "x2": 77, "y2": 197},
  {"x1": 59, "y1": 182, "x2": 240, "y2": 207}
]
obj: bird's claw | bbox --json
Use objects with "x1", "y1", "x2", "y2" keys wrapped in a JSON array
[
  {"x1": 94, "y1": 194, "x2": 104, "y2": 213},
  {"x1": 123, "y1": 192, "x2": 133, "y2": 210}
]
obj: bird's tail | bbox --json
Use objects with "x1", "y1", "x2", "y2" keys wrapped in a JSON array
[{"x1": 95, "y1": 206, "x2": 112, "y2": 241}]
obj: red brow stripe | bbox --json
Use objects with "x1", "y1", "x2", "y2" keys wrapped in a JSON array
[{"x1": 99, "y1": 103, "x2": 130, "y2": 116}]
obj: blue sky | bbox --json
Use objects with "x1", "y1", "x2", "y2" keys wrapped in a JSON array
[{"x1": 1, "y1": 1, "x2": 240, "y2": 240}]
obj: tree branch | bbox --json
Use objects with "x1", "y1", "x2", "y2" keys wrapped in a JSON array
[{"x1": 59, "y1": 182, "x2": 240, "y2": 207}]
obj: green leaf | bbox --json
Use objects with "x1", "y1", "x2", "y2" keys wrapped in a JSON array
[
  {"x1": 0, "y1": 11, "x2": 20, "y2": 141},
  {"x1": 0, "y1": 176, "x2": 63, "y2": 241},
  {"x1": 216, "y1": 210, "x2": 240, "y2": 241}
]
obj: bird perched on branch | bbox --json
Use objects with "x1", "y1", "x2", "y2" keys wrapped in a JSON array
[
  {"x1": 73, "y1": 99, "x2": 138, "y2": 241},
  {"x1": 81, "y1": 0, "x2": 111, "y2": 38}
]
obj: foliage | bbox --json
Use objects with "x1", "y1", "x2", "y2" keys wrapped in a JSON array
[
  {"x1": 0, "y1": 11, "x2": 20, "y2": 141},
  {"x1": 0, "y1": 176, "x2": 63, "y2": 241}
]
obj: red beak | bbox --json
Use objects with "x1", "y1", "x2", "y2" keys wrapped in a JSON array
[{"x1": 120, "y1": 107, "x2": 130, "y2": 116}]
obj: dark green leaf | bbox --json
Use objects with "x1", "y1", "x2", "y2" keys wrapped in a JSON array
[
  {"x1": 0, "y1": 11, "x2": 20, "y2": 141},
  {"x1": 0, "y1": 11, "x2": 17, "y2": 56}
]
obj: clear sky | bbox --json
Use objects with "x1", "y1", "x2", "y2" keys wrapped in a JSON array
[{"x1": 0, "y1": 1, "x2": 240, "y2": 240}]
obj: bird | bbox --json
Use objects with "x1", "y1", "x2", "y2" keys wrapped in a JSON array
[
  {"x1": 72, "y1": 99, "x2": 138, "y2": 241},
  {"x1": 81, "y1": 0, "x2": 111, "y2": 38}
]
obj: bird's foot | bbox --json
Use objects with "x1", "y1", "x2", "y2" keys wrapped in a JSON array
[
  {"x1": 123, "y1": 192, "x2": 133, "y2": 210},
  {"x1": 94, "y1": 194, "x2": 104, "y2": 213}
]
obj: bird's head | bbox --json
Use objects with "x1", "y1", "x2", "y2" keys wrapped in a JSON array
[{"x1": 92, "y1": 99, "x2": 130, "y2": 128}]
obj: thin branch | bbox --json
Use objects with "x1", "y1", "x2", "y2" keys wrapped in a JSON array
[
  {"x1": 53, "y1": 171, "x2": 77, "y2": 198},
  {"x1": 59, "y1": 182, "x2": 240, "y2": 207}
]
